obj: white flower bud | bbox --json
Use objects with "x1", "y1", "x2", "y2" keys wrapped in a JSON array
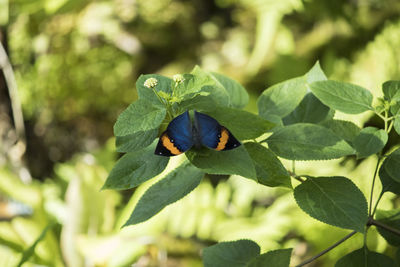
[
  {"x1": 144, "y1": 78, "x2": 158, "y2": 88},
  {"x1": 173, "y1": 74, "x2": 184, "y2": 84}
]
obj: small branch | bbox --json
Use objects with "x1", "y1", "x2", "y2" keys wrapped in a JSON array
[
  {"x1": 288, "y1": 171, "x2": 305, "y2": 183},
  {"x1": 368, "y1": 157, "x2": 381, "y2": 216},
  {"x1": 295, "y1": 230, "x2": 357, "y2": 267},
  {"x1": 368, "y1": 218, "x2": 400, "y2": 237},
  {"x1": 371, "y1": 191, "x2": 384, "y2": 216},
  {"x1": 0, "y1": 40, "x2": 26, "y2": 144}
]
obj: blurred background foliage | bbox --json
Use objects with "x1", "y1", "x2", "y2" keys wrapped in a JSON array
[{"x1": 1, "y1": 0, "x2": 400, "y2": 266}]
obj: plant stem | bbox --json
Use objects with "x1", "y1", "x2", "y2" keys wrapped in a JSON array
[
  {"x1": 384, "y1": 110, "x2": 388, "y2": 132},
  {"x1": 387, "y1": 120, "x2": 394, "y2": 133},
  {"x1": 151, "y1": 88, "x2": 173, "y2": 119},
  {"x1": 368, "y1": 218, "x2": 400, "y2": 236},
  {"x1": 295, "y1": 230, "x2": 357, "y2": 267},
  {"x1": 371, "y1": 191, "x2": 384, "y2": 216},
  {"x1": 292, "y1": 160, "x2": 296, "y2": 174},
  {"x1": 368, "y1": 157, "x2": 381, "y2": 216}
]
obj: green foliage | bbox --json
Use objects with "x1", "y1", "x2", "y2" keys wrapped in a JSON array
[
  {"x1": 202, "y1": 240, "x2": 260, "y2": 267},
  {"x1": 320, "y1": 120, "x2": 361, "y2": 143},
  {"x1": 6, "y1": 1, "x2": 400, "y2": 266},
  {"x1": 103, "y1": 142, "x2": 169, "y2": 190},
  {"x1": 106, "y1": 62, "x2": 400, "y2": 266},
  {"x1": 380, "y1": 148, "x2": 400, "y2": 183},
  {"x1": 335, "y1": 247, "x2": 395, "y2": 267},
  {"x1": 16, "y1": 224, "x2": 53, "y2": 267},
  {"x1": 125, "y1": 162, "x2": 204, "y2": 225},
  {"x1": 202, "y1": 108, "x2": 275, "y2": 140},
  {"x1": 244, "y1": 142, "x2": 291, "y2": 188},
  {"x1": 247, "y1": 248, "x2": 292, "y2": 267},
  {"x1": 187, "y1": 146, "x2": 256, "y2": 180},
  {"x1": 114, "y1": 99, "x2": 166, "y2": 152},
  {"x1": 310, "y1": 80, "x2": 373, "y2": 114},
  {"x1": 257, "y1": 77, "x2": 308, "y2": 124},
  {"x1": 294, "y1": 177, "x2": 368, "y2": 232},
  {"x1": 266, "y1": 123, "x2": 355, "y2": 160},
  {"x1": 283, "y1": 93, "x2": 333, "y2": 125},
  {"x1": 353, "y1": 127, "x2": 388, "y2": 159},
  {"x1": 376, "y1": 209, "x2": 400, "y2": 246}
]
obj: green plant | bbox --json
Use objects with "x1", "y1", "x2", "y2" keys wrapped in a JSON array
[{"x1": 105, "y1": 62, "x2": 400, "y2": 266}]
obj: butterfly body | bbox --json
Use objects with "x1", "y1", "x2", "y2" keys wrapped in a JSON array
[{"x1": 155, "y1": 111, "x2": 240, "y2": 156}]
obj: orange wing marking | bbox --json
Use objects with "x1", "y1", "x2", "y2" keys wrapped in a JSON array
[
  {"x1": 215, "y1": 127, "x2": 229, "y2": 151},
  {"x1": 162, "y1": 134, "x2": 182, "y2": 155}
]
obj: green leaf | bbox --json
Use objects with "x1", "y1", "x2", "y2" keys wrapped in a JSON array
[
  {"x1": 136, "y1": 74, "x2": 173, "y2": 106},
  {"x1": 244, "y1": 142, "x2": 291, "y2": 188},
  {"x1": 294, "y1": 176, "x2": 368, "y2": 232},
  {"x1": 191, "y1": 66, "x2": 230, "y2": 107},
  {"x1": 310, "y1": 80, "x2": 373, "y2": 114},
  {"x1": 178, "y1": 95, "x2": 218, "y2": 112},
  {"x1": 283, "y1": 93, "x2": 333, "y2": 125},
  {"x1": 376, "y1": 209, "x2": 400, "y2": 246},
  {"x1": 379, "y1": 163, "x2": 400, "y2": 195},
  {"x1": 202, "y1": 240, "x2": 260, "y2": 267},
  {"x1": 187, "y1": 146, "x2": 257, "y2": 180},
  {"x1": 103, "y1": 143, "x2": 169, "y2": 190},
  {"x1": 202, "y1": 108, "x2": 275, "y2": 140},
  {"x1": 305, "y1": 61, "x2": 328, "y2": 83},
  {"x1": 114, "y1": 99, "x2": 166, "y2": 136},
  {"x1": 266, "y1": 123, "x2": 355, "y2": 160},
  {"x1": 257, "y1": 77, "x2": 308, "y2": 124},
  {"x1": 320, "y1": 120, "x2": 361, "y2": 143},
  {"x1": 174, "y1": 73, "x2": 214, "y2": 99},
  {"x1": 115, "y1": 129, "x2": 159, "y2": 153},
  {"x1": 382, "y1": 148, "x2": 400, "y2": 183},
  {"x1": 17, "y1": 223, "x2": 54, "y2": 267},
  {"x1": 114, "y1": 99, "x2": 166, "y2": 152},
  {"x1": 382, "y1": 80, "x2": 400, "y2": 102},
  {"x1": 125, "y1": 162, "x2": 204, "y2": 226},
  {"x1": 211, "y1": 72, "x2": 249, "y2": 109},
  {"x1": 394, "y1": 118, "x2": 400, "y2": 136},
  {"x1": 353, "y1": 127, "x2": 388, "y2": 158},
  {"x1": 335, "y1": 247, "x2": 395, "y2": 267},
  {"x1": 247, "y1": 248, "x2": 292, "y2": 267}
]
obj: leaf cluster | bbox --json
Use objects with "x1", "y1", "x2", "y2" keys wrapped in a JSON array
[{"x1": 104, "y1": 63, "x2": 400, "y2": 266}]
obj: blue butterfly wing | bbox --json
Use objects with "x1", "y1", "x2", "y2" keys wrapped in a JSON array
[
  {"x1": 194, "y1": 111, "x2": 241, "y2": 151},
  {"x1": 155, "y1": 111, "x2": 194, "y2": 156}
]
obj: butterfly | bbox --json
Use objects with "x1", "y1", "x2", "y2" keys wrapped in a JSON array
[{"x1": 155, "y1": 111, "x2": 241, "y2": 156}]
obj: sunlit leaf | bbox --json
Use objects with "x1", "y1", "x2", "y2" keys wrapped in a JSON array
[
  {"x1": 114, "y1": 99, "x2": 166, "y2": 151},
  {"x1": 244, "y1": 142, "x2": 291, "y2": 188},
  {"x1": 382, "y1": 80, "x2": 400, "y2": 102},
  {"x1": 258, "y1": 77, "x2": 308, "y2": 124},
  {"x1": 211, "y1": 72, "x2": 249, "y2": 109},
  {"x1": 320, "y1": 120, "x2": 361, "y2": 143},
  {"x1": 310, "y1": 80, "x2": 373, "y2": 114},
  {"x1": 266, "y1": 123, "x2": 355, "y2": 160},
  {"x1": 305, "y1": 61, "x2": 327, "y2": 83},
  {"x1": 17, "y1": 224, "x2": 54, "y2": 267},
  {"x1": 103, "y1": 143, "x2": 169, "y2": 190},
  {"x1": 125, "y1": 162, "x2": 204, "y2": 225},
  {"x1": 294, "y1": 176, "x2": 368, "y2": 232}
]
